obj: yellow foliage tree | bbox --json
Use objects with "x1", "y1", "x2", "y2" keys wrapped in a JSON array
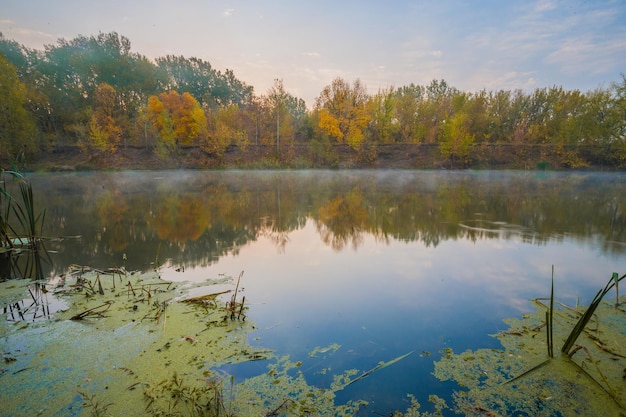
[
  {"x1": 317, "y1": 109, "x2": 343, "y2": 140},
  {"x1": 202, "y1": 105, "x2": 247, "y2": 157},
  {"x1": 87, "y1": 83, "x2": 121, "y2": 152},
  {"x1": 315, "y1": 77, "x2": 370, "y2": 150}
]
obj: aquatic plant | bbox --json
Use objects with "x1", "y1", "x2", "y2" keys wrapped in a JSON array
[
  {"x1": 0, "y1": 169, "x2": 50, "y2": 280},
  {"x1": 433, "y1": 271, "x2": 626, "y2": 416},
  {"x1": 79, "y1": 391, "x2": 113, "y2": 417},
  {"x1": 143, "y1": 371, "x2": 228, "y2": 417},
  {"x1": 560, "y1": 272, "x2": 625, "y2": 356},
  {"x1": 224, "y1": 270, "x2": 246, "y2": 320}
]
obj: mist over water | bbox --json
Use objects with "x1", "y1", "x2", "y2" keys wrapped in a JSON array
[{"x1": 28, "y1": 169, "x2": 626, "y2": 414}]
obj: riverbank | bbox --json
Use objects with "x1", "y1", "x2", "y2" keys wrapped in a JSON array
[{"x1": 9, "y1": 142, "x2": 624, "y2": 172}]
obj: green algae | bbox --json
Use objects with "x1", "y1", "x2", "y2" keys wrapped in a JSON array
[
  {"x1": 0, "y1": 268, "x2": 434, "y2": 416},
  {"x1": 433, "y1": 297, "x2": 626, "y2": 416},
  {"x1": 0, "y1": 269, "x2": 271, "y2": 416},
  {"x1": 8, "y1": 266, "x2": 623, "y2": 416}
]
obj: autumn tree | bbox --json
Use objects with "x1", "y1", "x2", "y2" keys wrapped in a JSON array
[
  {"x1": 85, "y1": 83, "x2": 122, "y2": 152},
  {"x1": 315, "y1": 77, "x2": 371, "y2": 150},
  {"x1": 146, "y1": 90, "x2": 208, "y2": 153},
  {"x1": 0, "y1": 54, "x2": 38, "y2": 156},
  {"x1": 203, "y1": 104, "x2": 247, "y2": 157}
]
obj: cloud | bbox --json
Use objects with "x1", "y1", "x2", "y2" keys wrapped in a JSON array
[
  {"x1": 222, "y1": 8, "x2": 235, "y2": 17},
  {"x1": 534, "y1": 0, "x2": 557, "y2": 12},
  {"x1": 0, "y1": 23, "x2": 57, "y2": 47},
  {"x1": 546, "y1": 36, "x2": 626, "y2": 75}
]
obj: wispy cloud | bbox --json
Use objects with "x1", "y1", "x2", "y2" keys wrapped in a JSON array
[{"x1": 222, "y1": 8, "x2": 235, "y2": 17}]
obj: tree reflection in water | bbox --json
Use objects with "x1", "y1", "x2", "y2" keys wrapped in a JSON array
[{"x1": 27, "y1": 170, "x2": 626, "y2": 276}]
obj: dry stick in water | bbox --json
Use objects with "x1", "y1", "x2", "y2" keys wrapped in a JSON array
[
  {"x1": 127, "y1": 281, "x2": 136, "y2": 297},
  {"x1": 237, "y1": 296, "x2": 246, "y2": 320},
  {"x1": 96, "y1": 273, "x2": 104, "y2": 295},
  {"x1": 71, "y1": 301, "x2": 113, "y2": 320}
]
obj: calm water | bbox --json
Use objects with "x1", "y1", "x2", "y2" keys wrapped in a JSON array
[{"x1": 27, "y1": 170, "x2": 626, "y2": 414}]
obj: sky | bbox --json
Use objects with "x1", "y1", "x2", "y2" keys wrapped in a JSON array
[{"x1": 1, "y1": 0, "x2": 625, "y2": 107}]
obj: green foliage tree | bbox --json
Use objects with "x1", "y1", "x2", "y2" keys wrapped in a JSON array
[
  {"x1": 367, "y1": 87, "x2": 397, "y2": 144},
  {"x1": 393, "y1": 84, "x2": 424, "y2": 143},
  {"x1": 438, "y1": 111, "x2": 475, "y2": 165},
  {"x1": 264, "y1": 79, "x2": 295, "y2": 157},
  {"x1": 157, "y1": 55, "x2": 253, "y2": 108}
]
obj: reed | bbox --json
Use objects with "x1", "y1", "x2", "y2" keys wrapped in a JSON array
[
  {"x1": 0, "y1": 169, "x2": 50, "y2": 280},
  {"x1": 505, "y1": 271, "x2": 626, "y2": 410},
  {"x1": 561, "y1": 272, "x2": 625, "y2": 355},
  {"x1": 546, "y1": 267, "x2": 554, "y2": 358}
]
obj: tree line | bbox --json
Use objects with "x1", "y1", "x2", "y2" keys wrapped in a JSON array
[{"x1": 1, "y1": 31, "x2": 625, "y2": 168}]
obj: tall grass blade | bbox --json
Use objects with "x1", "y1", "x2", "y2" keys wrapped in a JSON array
[
  {"x1": 613, "y1": 272, "x2": 620, "y2": 306},
  {"x1": 548, "y1": 267, "x2": 554, "y2": 358},
  {"x1": 561, "y1": 273, "x2": 625, "y2": 355}
]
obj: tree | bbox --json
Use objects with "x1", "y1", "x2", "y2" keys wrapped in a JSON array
[
  {"x1": 146, "y1": 90, "x2": 208, "y2": 148},
  {"x1": 203, "y1": 104, "x2": 246, "y2": 157},
  {"x1": 0, "y1": 54, "x2": 38, "y2": 156},
  {"x1": 265, "y1": 79, "x2": 295, "y2": 155},
  {"x1": 438, "y1": 112, "x2": 475, "y2": 165},
  {"x1": 416, "y1": 79, "x2": 458, "y2": 143},
  {"x1": 367, "y1": 87, "x2": 397, "y2": 144},
  {"x1": 146, "y1": 94, "x2": 176, "y2": 155},
  {"x1": 156, "y1": 55, "x2": 253, "y2": 108},
  {"x1": 393, "y1": 84, "x2": 424, "y2": 143},
  {"x1": 610, "y1": 75, "x2": 626, "y2": 162},
  {"x1": 86, "y1": 83, "x2": 122, "y2": 152},
  {"x1": 315, "y1": 77, "x2": 370, "y2": 150}
]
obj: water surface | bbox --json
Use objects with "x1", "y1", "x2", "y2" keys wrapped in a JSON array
[{"x1": 28, "y1": 169, "x2": 626, "y2": 414}]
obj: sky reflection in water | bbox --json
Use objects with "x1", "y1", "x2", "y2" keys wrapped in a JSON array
[{"x1": 29, "y1": 170, "x2": 626, "y2": 414}]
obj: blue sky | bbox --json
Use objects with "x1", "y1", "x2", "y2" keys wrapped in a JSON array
[{"x1": 1, "y1": 0, "x2": 624, "y2": 106}]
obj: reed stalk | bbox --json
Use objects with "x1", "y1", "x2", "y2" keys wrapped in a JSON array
[{"x1": 561, "y1": 272, "x2": 625, "y2": 355}]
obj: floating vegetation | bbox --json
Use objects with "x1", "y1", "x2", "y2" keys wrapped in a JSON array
[
  {"x1": 2, "y1": 266, "x2": 435, "y2": 416},
  {"x1": 5, "y1": 258, "x2": 623, "y2": 416},
  {"x1": 309, "y1": 342, "x2": 341, "y2": 358},
  {"x1": 335, "y1": 350, "x2": 414, "y2": 390},
  {"x1": 0, "y1": 267, "x2": 271, "y2": 416},
  {"x1": 433, "y1": 272, "x2": 626, "y2": 416}
]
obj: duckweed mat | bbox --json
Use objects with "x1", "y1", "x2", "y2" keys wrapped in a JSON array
[{"x1": 433, "y1": 297, "x2": 626, "y2": 416}]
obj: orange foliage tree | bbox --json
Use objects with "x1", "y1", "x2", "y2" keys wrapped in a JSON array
[{"x1": 146, "y1": 90, "x2": 208, "y2": 150}]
